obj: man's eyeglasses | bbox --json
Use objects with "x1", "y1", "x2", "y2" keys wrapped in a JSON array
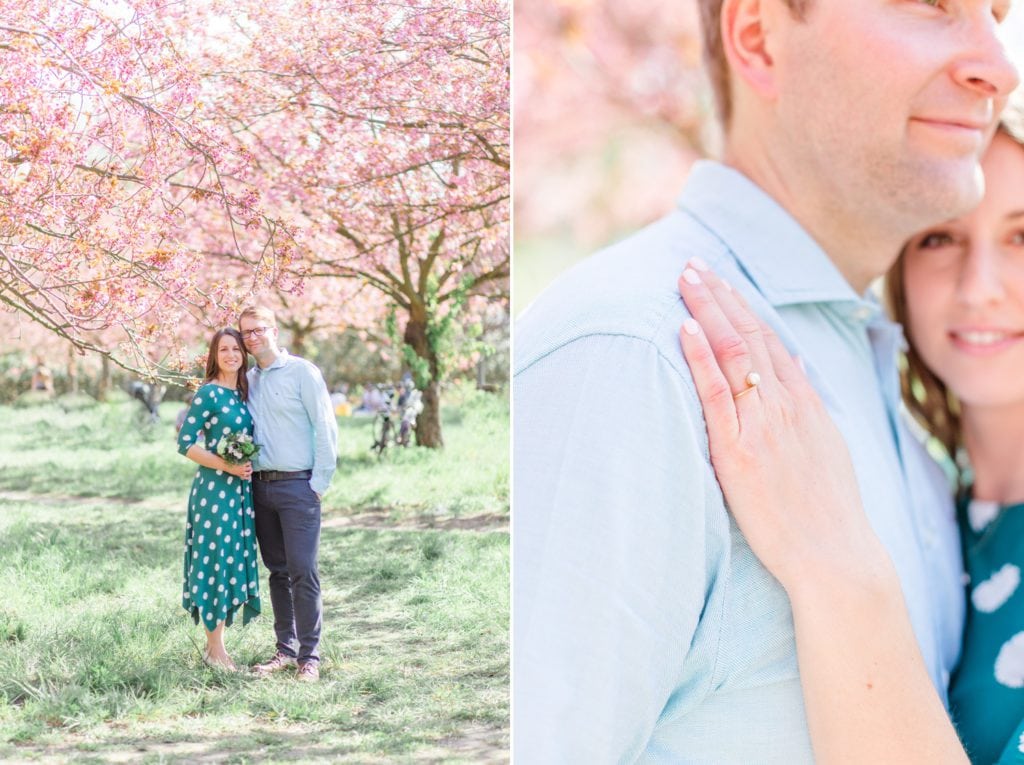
[{"x1": 241, "y1": 326, "x2": 272, "y2": 340}]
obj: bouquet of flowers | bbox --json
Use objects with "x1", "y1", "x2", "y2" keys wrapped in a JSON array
[{"x1": 216, "y1": 432, "x2": 260, "y2": 465}]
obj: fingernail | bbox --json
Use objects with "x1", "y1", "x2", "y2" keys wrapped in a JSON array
[
  {"x1": 683, "y1": 318, "x2": 700, "y2": 336},
  {"x1": 722, "y1": 280, "x2": 733, "y2": 292},
  {"x1": 690, "y1": 256, "x2": 709, "y2": 272},
  {"x1": 795, "y1": 355, "x2": 806, "y2": 373},
  {"x1": 682, "y1": 268, "x2": 701, "y2": 285}
]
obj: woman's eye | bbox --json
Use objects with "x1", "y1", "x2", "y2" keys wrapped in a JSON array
[{"x1": 918, "y1": 231, "x2": 957, "y2": 249}]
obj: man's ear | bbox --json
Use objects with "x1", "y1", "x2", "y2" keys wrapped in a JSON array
[{"x1": 720, "y1": 0, "x2": 778, "y2": 101}]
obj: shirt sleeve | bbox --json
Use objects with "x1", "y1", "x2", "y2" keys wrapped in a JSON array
[
  {"x1": 299, "y1": 362, "x2": 339, "y2": 495},
  {"x1": 177, "y1": 386, "x2": 209, "y2": 456},
  {"x1": 512, "y1": 333, "x2": 710, "y2": 763}
]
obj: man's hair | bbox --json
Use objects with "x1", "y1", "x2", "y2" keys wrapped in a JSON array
[
  {"x1": 238, "y1": 305, "x2": 277, "y2": 327},
  {"x1": 884, "y1": 90, "x2": 1024, "y2": 473},
  {"x1": 698, "y1": 0, "x2": 812, "y2": 126}
]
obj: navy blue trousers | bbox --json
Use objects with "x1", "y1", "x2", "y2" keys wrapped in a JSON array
[{"x1": 252, "y1": 478, "x2": 322, "y2": 664}]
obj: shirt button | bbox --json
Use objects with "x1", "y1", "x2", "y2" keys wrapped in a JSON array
[{"x1": 854, "y1": 306, "x2": 873, "y2": 322}]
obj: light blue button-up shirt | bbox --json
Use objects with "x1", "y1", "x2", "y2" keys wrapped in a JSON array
[
  {"x1": 513, "y1": 161, "x2": 964, "y2": 763},
  {"x1": 246, "y1": 350, "x2": 338, "y2": 495}
]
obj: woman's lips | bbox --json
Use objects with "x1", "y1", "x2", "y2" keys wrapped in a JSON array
[{"x1": 949, "y1": 329, "x2": 1024, "y2": 355}]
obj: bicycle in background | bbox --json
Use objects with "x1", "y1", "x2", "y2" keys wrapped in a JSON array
[{"x1": 371, "y1": 383, "x2": 424, "y2": 456}]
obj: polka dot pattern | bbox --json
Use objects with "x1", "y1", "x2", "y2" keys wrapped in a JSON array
[{"x1": 176, "y1": 383, "x2": 261, "y2": 631}]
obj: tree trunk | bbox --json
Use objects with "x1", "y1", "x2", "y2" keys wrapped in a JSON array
[
  {"x1": 404, "y1": 314, "x2": 443, "y2": 448},
  {"x1": 97, "y1": 355, "x2": 111, "y2": 401},
  {"x1": 67, "y1": 344, "x2": 78, "y2": 394},
  {"x1": 290, "y1": 327, "x2": 308, "y2": 358}
]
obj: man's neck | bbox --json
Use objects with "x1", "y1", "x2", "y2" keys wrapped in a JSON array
[
  {"x1": 963, "y1": 405, "x2": 1024, "y2": 506},
  {"x1": 722, "y1": 150, "x2": 907, "y2": 296},
  {"x1": 255, "y1": 348, "x2": 282, "y2": 369}
]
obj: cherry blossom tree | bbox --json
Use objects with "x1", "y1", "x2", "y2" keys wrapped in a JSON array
[
  {"x1": 2, "y1": 0, "x2": 510, "y2": 448},
  {"x1": 0, "y1": 0, "x2": 297, "y2": 381},
  {"x1": 514, "y1": 0, "x2": 708, "y2": 309},
  {"x1": 195, "y1": 0, "x2": 510, "y2": 446}
]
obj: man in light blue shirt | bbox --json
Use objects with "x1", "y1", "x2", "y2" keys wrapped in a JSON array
[
  {"x1": 513, "y1": 0, "x2": 1018, "y2": 761},
  {"x1": 239, "y1": 306, "x2": 338, "y2": 682}
]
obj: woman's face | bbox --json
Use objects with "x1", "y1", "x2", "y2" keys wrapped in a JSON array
[
  {"x1": 903, "y1": 131, "x2": 1024, "y2": 410},
  {"x1": 215, "y1": 334, "x2": 244, "y2": 377}
]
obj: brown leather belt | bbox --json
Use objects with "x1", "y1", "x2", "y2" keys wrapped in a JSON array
[{"x1": 252, "y1": 469, "x2": 312, "y2": 482}]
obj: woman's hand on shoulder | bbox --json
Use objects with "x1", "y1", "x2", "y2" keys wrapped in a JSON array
[{"x1": 677, "y1": 259, "x2": 884, "y2": 593}]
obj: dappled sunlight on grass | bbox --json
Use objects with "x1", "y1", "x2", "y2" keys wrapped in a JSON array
[{"x1": 0, "y1": 389, "x2": 509, "y2": 761}]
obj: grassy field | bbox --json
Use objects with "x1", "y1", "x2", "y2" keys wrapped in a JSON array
[{"x1": 0, "y1": 384, "x2": 509, "y2": 763}]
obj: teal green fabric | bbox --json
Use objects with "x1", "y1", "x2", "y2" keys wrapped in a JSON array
[
  {"x1": 176, "y1": 383, "x2": 261, "y2": 631},
  {"x1": 951, "y1": 497, "x2": 1024, "y2": 764},
  {"x1": 997, "y1": 717, "x2": 1024, "y2": 765}
]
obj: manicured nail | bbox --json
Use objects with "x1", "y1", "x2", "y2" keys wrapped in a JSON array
[
  {"x1": 690, "y1": 256, "x2": 709, "y2": 272},
  {"x1": 683, "y1": 318, "x2": 700, "y2": 336},
  {"x1": 682, "y1": 268, "x2": 701, "y2": 285}
]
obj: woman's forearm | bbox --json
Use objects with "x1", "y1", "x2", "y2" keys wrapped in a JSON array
[
  {"x1": 786, "y1": 549, "x2": 968, "y2": 765},
  {"x1": 184, "y1": 444, "x2": 233, "y2": 473}
]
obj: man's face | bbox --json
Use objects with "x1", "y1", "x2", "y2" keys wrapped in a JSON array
[
  {"x1": 769, "y1": 0, "x2": 1018, "y2": 234},
  {"x1": 239, "y1": 317, "x2": 277, "y2": 356}
]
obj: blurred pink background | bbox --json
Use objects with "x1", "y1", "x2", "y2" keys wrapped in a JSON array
[{"x1": 514, "y1": 0, "x2": 1024, "y2": 314}]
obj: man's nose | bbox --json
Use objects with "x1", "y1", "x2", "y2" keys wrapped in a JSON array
[{"x1": 950, "y1": 13, "x2": 1020, "y2": 99}]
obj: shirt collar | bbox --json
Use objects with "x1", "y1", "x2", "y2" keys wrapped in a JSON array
[
  {"x1": 678, "y1": 160, "x2": 868, "y2": 310},
  {"x1": 255, "y1": 349, "x2": 290, "y2": 373}
]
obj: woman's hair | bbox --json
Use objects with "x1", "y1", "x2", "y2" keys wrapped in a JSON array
[
  {"x1": 203, "y1": 327, "x2": 249, "y2": 401},
  {"x1": 885, "y1": 92, "x2": 1024, "y2": 466}
]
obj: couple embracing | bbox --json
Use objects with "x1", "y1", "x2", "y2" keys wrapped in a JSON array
[
  {"x1": 516, "y1": 0, "x2": 1024, "y2": 762},
  {"x1": 176, "y1": 306, "x2": 339, "y2": 681}
]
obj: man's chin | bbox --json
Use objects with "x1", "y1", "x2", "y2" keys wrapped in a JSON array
[{"x1": 903, "y1": 159, "x2": 984, "y2": 228}]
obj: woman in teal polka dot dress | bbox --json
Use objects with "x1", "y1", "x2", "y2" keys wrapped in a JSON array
[{"x1": 177, "y1": 328, "x2": 261, "y2": 670}]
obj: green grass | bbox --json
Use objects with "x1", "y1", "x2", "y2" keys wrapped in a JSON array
[
  {"x1": 0, "y1": 384, "x2": 509, "y2": 523},
  {"x1": 0, "y1": 386, "x2": 508, "y2": 762}
]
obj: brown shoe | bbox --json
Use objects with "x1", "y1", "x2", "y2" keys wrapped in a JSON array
[
  {"x1": 296, "y1": 661, "x2": 320, "y2": 682},
  {"x1": 252, "y1": 651, "x2": 297, "y2": 676}
]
